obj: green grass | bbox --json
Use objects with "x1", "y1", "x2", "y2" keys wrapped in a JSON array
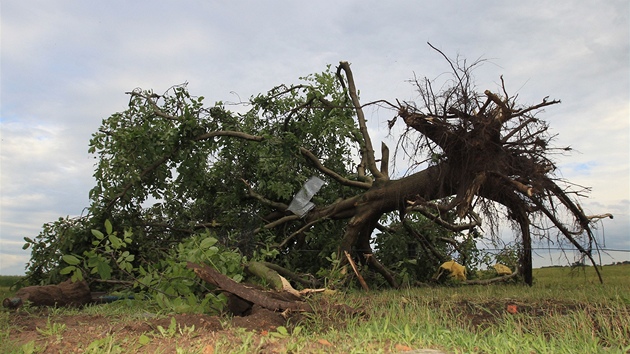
[
  {"x1": 0, "y1": 275, "x2": 24, "y2": 288},
  {"x1": 0, "y1": 275, "x2": 25, "y2": 303},
  {"x1": 218, "y1": 264, "x2": 630, "y2": 353},
  {"x1": 1, "y1": 266, "x2": 629, "y2": 353}
]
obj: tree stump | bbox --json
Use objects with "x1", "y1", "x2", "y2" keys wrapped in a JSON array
[{"x1": 3, "y1": 279, "x2": 92, "y2": 308}]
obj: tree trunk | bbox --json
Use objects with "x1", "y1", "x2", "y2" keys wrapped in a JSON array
[
  {"x1": 3, "y1": 279, "x2": 92, "y2": 308},
  {"x1": 187, "y1": 262, "x2": 311, "y2": 312},
  {"x1": 517, "y1": 213, "x2": 533, "y2": 286}
]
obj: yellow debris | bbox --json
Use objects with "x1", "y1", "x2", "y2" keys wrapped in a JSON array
[
  {"x1": 439, "y1": 260, "x2": 467, "y2": 281},
  {"x1": 493, "y1": 264, "x2": 512, "y2": 275}
]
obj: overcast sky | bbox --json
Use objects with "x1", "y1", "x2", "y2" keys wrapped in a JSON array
[{"x1": 1, "y1": 1, "x2": 628, "y2": 275}]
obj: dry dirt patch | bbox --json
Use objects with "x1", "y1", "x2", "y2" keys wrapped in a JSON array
[{"x1": 7, "y1": 305, "x2": 289, "y2": 353}]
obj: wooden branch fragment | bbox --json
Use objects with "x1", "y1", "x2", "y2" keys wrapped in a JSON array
[
  {"x1": 256, "y1": 214, "x2": 301, "y2": 232},
  {"x1": 380, "y1": 142, "x2": 389, "y2": 177},
  {"x1": 463, "y1": 271, "x2": 518, "y2": 285},
  {"x1": 586, "y1": 213, "x2": 613, "y2": 221},
  {"x1": 364, "y1": 253, "x2": 399, "y2": 288},
  {"x1": 242, "y1": 179, "x2": 289, "y2": 210},
  {"x1": 530, "y1": 196, "x2": 603, "y2": 284},
  {"x1": 3, "y1": 279, "x2": 92, "y2": 308},
  {"x1": 261, "y1": 262, "x2": 320, "y2": 288},
  {"x1": 484, "y1": 90, "x2": 512, "y2": 123},
  {"x1": 344, "y1": 251, "x2": 369, "y2": 291},
  {"x1": 500, "y1": 117, "x2": 537, "y2": 143},
  {"x1": 187, "y1": 262, "x2": 312, "y2": 312},
  {"x1": 127, "y1": 90, "x2": 179, "y2": 120},
  {"x1": 407, "y1": 202, "x2": 481, "y2": 231},
  {"x1": 278, "y1": 276, "x2": 301, "y2": 298},
  {"x1": 490, "y1": 172, "x2": 535, "y2": 197},
  {"x1": 246, "y1": 261, "x2": 284, "y2": 291},
  {"x1": 277, "y1": 218, "x2": 326, "y2": 249},
  {"x1": 300, "y1": 147, "x2": 371, "y2": 189},
  {"x1": 510, "y1": 98, "x2": 561, "y2": 118}
]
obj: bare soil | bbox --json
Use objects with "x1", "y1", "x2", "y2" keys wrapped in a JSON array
[{"x1": 7, "y1": 304, "x2": 293, "y2": 353}]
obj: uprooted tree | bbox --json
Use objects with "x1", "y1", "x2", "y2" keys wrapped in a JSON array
[{"x1": 24, "y1": 50, "x2": 612, "y2": 296}]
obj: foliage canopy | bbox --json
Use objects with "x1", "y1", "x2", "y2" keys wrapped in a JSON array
[{"x1": 24, "y1": 52, "x2": 611, "y2": 294}]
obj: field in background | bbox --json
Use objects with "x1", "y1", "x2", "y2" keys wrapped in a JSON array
[{"x1": 1, "y1": 265, "x2": 629, "y2": 353}]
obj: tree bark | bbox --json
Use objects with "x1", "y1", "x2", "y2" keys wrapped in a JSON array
[
  {"x1": 246, "y1": 261, "x2": 284, "y2": 291},
  {"x1": 3, "y1": 279, "x2": 92, "y2": 308},
  {"x1": 187, "y1": 262, "x2": 312, "y2": 312}
]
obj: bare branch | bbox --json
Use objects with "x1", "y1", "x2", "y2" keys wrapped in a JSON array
[
  {"x1": 530, "y1": 196, "x2": 603, "y2": 283},
  {"x1": 406, "y1": 202, "x2": 481, "y2": 232},
  {"x1": 242, "y1": 179, "x2": 288, "y2": 210},
  {"x1": 338, "y1": 61, "x2": 387, "y2": 182},
  {"x1": 277, "y1": 217, "x2": 328, "y2": 249},
  {"x1": 484, "y1": 90, "x2": 512, "y2": 123},
  {"x1": 300, "y1": 147, "x2": 371, "y2": 189},
  {"x1": 255, "y1": 214, "x2": 301, "y2": 233},
  {"x1": 586, "y1": 213, "x2": 613, "y2": 221},
  {"x1": 127, "y1": 90, "x2": 180, "y2": 121},
  {"x1": 380, "y1": 142, "x2": 389, "y2": 177},
  {"x1": 193, "y1": 130, "x2": 264, "y2": 142},
  {"x1": 511, "y1": 98, "x2": 561, "y2": 118}
]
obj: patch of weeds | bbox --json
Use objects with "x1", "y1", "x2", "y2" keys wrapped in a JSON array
[
  {"x1": 36, "y1": 317, "x2": 66, "y2": 341},
  {"x1": 20, "y1": 340, "x2": 46, "y2": 354},
  {"x1": 214, "y1": 327, "x2": 259, "y2": 353},
  {"x1": 83, "y1": 335, "x2": 125, "y2": 354},
  {"x1": 156, "y1": 317, "x2": 178, "y2": 338},
  {"x1": 268, "y1": 325, "x2": 302, "y2": 339},
  {"x1": 155, "y1": 316, "x2": 196, "y2": 338}
]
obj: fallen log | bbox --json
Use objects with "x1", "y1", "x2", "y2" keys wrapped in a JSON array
[
  {"x1": 3, "y1": 279, "x2": 92, "y2": 308},
  {"x1": 187, "y1": 262, "x2": 312, "y2": 312}
]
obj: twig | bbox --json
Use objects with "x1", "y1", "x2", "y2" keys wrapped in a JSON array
[{"x1": 344, "y1": 251, "x2": 369, "y2": 291}]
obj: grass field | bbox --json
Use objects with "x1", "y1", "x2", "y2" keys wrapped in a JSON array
[{"x1": 1, "y1": 265, "x2": 629, "y2": 353}]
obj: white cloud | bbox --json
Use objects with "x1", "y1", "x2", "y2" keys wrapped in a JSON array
[{"x1": 1, "y1": 0, "x2": 628, "y2": 274}]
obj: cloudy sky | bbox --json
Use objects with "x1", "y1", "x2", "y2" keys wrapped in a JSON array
[{"x1": 1, "y1": 1, "x2": 628, "y2": 275}]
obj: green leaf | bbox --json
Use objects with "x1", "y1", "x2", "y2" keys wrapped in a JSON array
[
  {"x1": 138, "y1": 334, "x2": 151, "y2": 346},
  {"x1": 71, "y1": 270, "x2": 84, "y2": 282},
  {"x1": 60, "y1": 266, "x2": 76, "y2": 275},
  {"x1": 199, "y1": 237, "x2": 217, "y2": 250},
  {"x1": 277, "y1": 326, "x2": 288, "y2": 335},
  {"x1": 108, "y1": 234, "x2": 123, "y2": 249},
  {"x1": 97, "y1": 261, "x2": 112, "y2": 280},
  {"x1": 105, "y1": 219, "x2": 113, "y2": 235},
  {"x1": 62, "y1": 254, "x2": 81, "y2": 265},
  {"x1": 91, "y1": 229, "x2": 104, "y2": 240}
]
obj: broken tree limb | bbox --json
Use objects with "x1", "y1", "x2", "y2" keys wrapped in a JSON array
[
  {"x1": 344, "y1": 251, "x2": 369, "y2": 291},
  {"x1": 3, "y1": 279, "x2": 92, "y2": 308},
  {"x1": 246, "y1": 261, "x2": 284, "y2": 291},
  {"x1": 260, "y1": 262, "x2": 321, "y2": 288},
  {"x1": 246, "y1": 262, "x2": 302, "y2": 299},
  {"x1": 338, "y1": 61, "x2": 387, "y2": 182},
  {"x1": 187, "y1": 262, "x2": 312, "y2": 312},
  {"x1": 463, "y1": 271, "x2": 519, "y2": 285}
]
